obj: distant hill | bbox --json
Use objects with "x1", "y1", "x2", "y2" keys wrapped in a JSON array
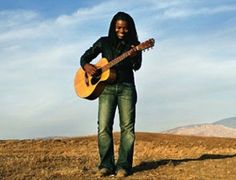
[
  {"x1": 214, "y1": 117, "x2": 236, "y2": 128},
  {"x1": 163, "y1": 123, "x2": 236, "y2": 138}
]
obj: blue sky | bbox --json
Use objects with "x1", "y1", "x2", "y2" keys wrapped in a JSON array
[{"x1": 1, "y1": 0, "x2": 236, "y2": 139}]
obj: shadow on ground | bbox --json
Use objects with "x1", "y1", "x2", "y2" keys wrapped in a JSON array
[{"x1": 133, "y1": 153, "x2": 236, "y2": 173}]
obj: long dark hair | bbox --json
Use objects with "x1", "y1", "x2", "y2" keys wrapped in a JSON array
[{"x1": 108, "y1": 12, "x2": 139, "y2": 45}]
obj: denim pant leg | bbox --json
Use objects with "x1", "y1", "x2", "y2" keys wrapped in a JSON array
[
  {"x1": 98, "y1": 85, "x2": 117, "y2": 171},
  {"x1": 116, "y1": 83, "x2": 137, "y2": 172}
]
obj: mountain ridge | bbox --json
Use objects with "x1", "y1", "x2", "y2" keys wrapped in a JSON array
[
  {"x1": 163, "y1": 117, "x2": 236, "y2": 138},
  {"x1": 214, "y1": 117, "x2": 236, "y2": 128}
]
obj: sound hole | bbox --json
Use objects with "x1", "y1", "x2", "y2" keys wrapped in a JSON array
[{"x1": 91, "y1": 68, "x2": 102, "y2": 85}]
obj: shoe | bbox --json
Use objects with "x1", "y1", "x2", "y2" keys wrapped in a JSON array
[
  {"x1": 96, "y1": 168, "x2": 113, "y2": 177},
  {"x1": 116, "y1": 169, "x2": 128, "y2": 177}
]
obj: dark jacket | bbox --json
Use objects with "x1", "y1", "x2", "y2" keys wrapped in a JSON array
[{"x1": 80, "y1": 36, "x2": 142, "y2": 83}]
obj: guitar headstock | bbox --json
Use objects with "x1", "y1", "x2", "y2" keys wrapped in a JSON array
[{"x1": 136, "y1": 38, "x2": 155, "y2": 51}]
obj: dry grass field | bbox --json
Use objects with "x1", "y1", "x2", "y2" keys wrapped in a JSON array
[{"x1": 1, "y1": 132, "x2": 236, "y2": 179}]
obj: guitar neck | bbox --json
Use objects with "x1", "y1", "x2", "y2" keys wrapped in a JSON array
[
  {"x1": 101, "y1": 49, "x2": 133, "y2": 72},
  {"x1": 100, "y1": 38, "x2": 155, "y2": 72}
]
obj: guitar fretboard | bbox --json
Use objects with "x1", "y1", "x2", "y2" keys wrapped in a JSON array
[
  {"x1": 101, "y1": 49, "x2": 133, "y2": 72},
  {"x1": 100, "y1": 38, "x2": 154, "y2": 72}
]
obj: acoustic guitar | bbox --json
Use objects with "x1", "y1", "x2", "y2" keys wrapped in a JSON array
[{"x1": 74, "y1": 38, "x2": 155, "y2": 100}]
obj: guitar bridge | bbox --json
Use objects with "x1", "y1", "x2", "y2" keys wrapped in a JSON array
[
  {"x1": 91, "y1": 69, "x2": 102, "y2": 85},
  {"x1": 84, "y1": 73, "x2": 90, "y2": 86}
]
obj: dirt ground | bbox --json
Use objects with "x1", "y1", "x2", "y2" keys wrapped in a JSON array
[{"x1": 1, "y1": 132, "x2": 236, "y2": 179}]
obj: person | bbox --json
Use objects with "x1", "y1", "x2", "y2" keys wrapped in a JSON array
[{"x1": 80, "y1": 11, "x2": 142, "y2": 177}]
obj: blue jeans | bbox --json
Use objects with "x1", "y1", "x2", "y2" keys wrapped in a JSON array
[{"x1": 97, "y1": 82, "x2": 137, "y2": 172}]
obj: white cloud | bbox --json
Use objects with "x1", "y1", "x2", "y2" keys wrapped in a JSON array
[
  {"x1": 163, "y1": 4, "x2": 236, "y2": 19},
  {"x1": 0, "y1": 10, "x2": 39, "y2": 30}
]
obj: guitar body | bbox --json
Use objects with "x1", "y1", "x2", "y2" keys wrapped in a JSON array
[{"x1": 74, "y1": 58, "x2": 116, "y2": 100}]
